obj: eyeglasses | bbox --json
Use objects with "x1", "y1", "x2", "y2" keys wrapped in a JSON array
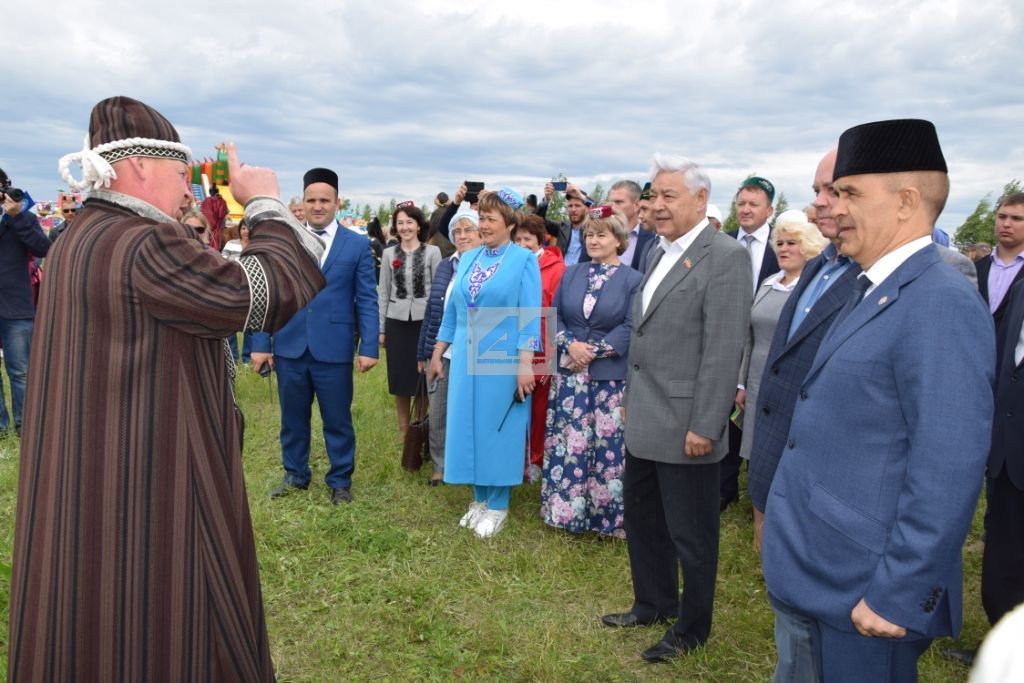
[
  {"x1": 63, "y1": 209, "x2": 76, "y2": 215},
  {"x1": 451, "y1": 227, "x2": 478, "y2": 236}
]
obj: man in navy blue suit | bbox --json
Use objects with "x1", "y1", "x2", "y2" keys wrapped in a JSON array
[
  {"x1": 747, "y1": 148, "x2": 858, "y2": 681},
  {"x1": 762, "y1": 120, "x2": 995, "y2": 681},
  {"x1": 252, "y1": 167, "x2": 379, "y2": 505}
]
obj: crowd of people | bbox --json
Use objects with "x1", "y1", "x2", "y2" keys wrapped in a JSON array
[{"x1": 1, "y1": 97, "x2": 1022, "y2": 682}]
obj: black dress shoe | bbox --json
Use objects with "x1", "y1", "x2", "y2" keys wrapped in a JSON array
[
  {"x1": 601, "y1": 612, "x2": 670, "y2": 628},
  {"x1": 641, "y1": 638, "x2": 695, "y2": 663},
  {"x1": 939, "y1": 646, "x2": 976, "y2": 667},
  {"x1": 331, "y1": 487, "x2": 352, "y2": 505},
  {"x1": 269, "y1": 479, "x2": 308, "y2": 498}
]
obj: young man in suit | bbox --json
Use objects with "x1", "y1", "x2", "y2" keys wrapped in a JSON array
[
  {"x1": 762, "y1": 120, "x2": 995, "y2": 681},
  {"x1": 252, "y1": 167, "x2": 379, "y2": 505},
  {"x1": 601, "y1": 154, "x2": 752, "y2": 663},
  {"x1": 720, "y1": 176, "x2": 782, "y2": 509},
  {"x1": 982, "y1": 278, "x2": 1024, "y2": 627},
  {"x1": 977, "y1": 193, "x2": 1024, "y2": 335}
]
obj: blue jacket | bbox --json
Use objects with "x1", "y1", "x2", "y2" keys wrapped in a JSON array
[
  {"x1": 0, "y1": 209, "x2": 51, "y2": 319},
  {"x1": 762, "y1": 244, "x2": 995, "y2": 639},
  {"x1": 252, "y1": 225, "x2": 378, "y2": 361},
  {"x1": 417, "y1": 254, "x2": 457, "y2": 361},
  {"x1": 746, "y1": 249, "x2": 859, "y2": 511},
  {"x1": 551, "y1": 262, "x2": 642, "y2": 381}
]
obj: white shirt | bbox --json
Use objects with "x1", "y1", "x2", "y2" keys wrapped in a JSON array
[
  {"x1": 1015, "y1": 310, "x2": 1024, "y2": 366},
  {"x1": 861, "y1": 235, "x2": 933, "y2": 298},
  {"x1": 308, "y1": 221, "x2": 338, "y2": 267},
  {"x1": 737, "y1": 223, "x2": 771, "y2": 297},
  {"x1": 641, "y1": 218, "x2": 709, "y2": 315}
]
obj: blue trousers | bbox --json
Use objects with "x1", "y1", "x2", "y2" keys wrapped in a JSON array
[
  {"x1": 275, "y1": 350, "x2": 355, "y2": 490},
  {"x1": 473, "y1": 485, "x2": 512, "y2": 510},
  {"x1": 771, "y1": 595, "x2": 932, "y2": 683},
  {"x1": 0, "y1": 318, "x2": 34, "y2": 429},
  {"x1": 228, "y1": 331, "x2": 253, "y2": 363}
]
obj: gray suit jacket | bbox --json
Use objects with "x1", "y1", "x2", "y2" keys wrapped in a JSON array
[
  {"x1": 378, "y1": 244, "x2": 442, "y2": 326},
  {"x1": 624, "y1": 225, "x2": 753, "y2": 464},
  {"x1": 936, "y1": 244, "x2": 978, "y2": 288}
]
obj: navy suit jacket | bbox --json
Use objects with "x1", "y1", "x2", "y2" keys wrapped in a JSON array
[
  {"x1": 252, "y1": 225, "x2": 379, "y2": 361},
  {"x1": 762, "y1": 244, "x2": 995, "y2": 638},
  {"x1": 629, "y1": 229, "x2": 655, "y2": 271},
  {"x1": 747, "y1": 249, "x2": 859, "y2": 512},
  {"x1": 552, "y1": 262, "x2": 642, "y2": 381},
  {"x1": 990, "y1": 279, "x2": 1024, "y2": 489}
]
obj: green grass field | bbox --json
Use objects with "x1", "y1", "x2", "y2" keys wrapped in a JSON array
[{"x1": 0, "y1": 358, "x2": 990, "y2": 681}]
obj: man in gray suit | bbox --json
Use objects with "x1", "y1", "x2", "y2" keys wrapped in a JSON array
[{"x1": 601, "y1": 154, "x2": 752, "y2": 662}]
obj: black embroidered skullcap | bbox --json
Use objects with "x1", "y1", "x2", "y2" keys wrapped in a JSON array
[
  {"x1": 640, "y1": 182, "x2": 651, "y2": 201},
  {"x1": 833, "y1": 119, "x2": 947, "y2": 182},
  {"x1": 304, "y1": 168, "x2": 339, "y2": 190}
]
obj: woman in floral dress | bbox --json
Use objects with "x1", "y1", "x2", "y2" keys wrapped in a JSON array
[{"x1": 542, "y1": 206, "x2": 643, "y2": 538}]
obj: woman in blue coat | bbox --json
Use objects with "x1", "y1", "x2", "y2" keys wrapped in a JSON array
[{"x1": 429, "y1": 189, "x2": 541, "y2": 538}]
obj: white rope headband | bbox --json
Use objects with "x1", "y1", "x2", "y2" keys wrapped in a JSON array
[{"x1": 58, "y1": 134, "x2": 194, "y2": 191}]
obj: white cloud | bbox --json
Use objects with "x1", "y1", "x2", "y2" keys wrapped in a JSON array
[{"x1": 2, "y1": 0, "x2": 1021, "y2": 230}]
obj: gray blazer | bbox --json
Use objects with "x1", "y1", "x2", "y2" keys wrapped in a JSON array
[
  {"x1": 624, "y1": 225, "x2": 752, "y2": 464},
  {"x1": 378, "y1": 244, "x2": 442, "y2": 326},
  {"x1": 936, "y1": 244, "x2": 978, "y2": 288}
]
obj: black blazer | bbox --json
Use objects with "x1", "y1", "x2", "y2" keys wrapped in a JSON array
[
  {"x1": 727, "y1": 228, "x2": 780, "y2": 287},
  {"x1": 0, "y1": 210, "x2": 51, "y2": 319},
  {"x1": 630, "y1": 229, "x2": 656, "y2": 271},
  {"x1": 989, "y1": 279, "x2": 1024, "y2": 489},
  {"x1": 976, "y1": 254, "x2": 1024, "y2": 334}
]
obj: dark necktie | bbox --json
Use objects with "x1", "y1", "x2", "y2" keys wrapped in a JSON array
[
  {"x1": 831, "y1": 273, "x2": 872, "y2": 330},
  {"x1": 313, "y1": 229, "x2": 327, "y2": 237}
]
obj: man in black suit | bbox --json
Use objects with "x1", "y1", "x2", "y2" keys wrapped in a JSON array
[
  {"x1": 976, "y1": 193, "x2": 1024, "y2": 336},
  {"x1": 982, "y1": 278, "x2": 1024, "y2": 626},
  {"x1": 720, "y1": 176, "x2": 781, "y2": 509},
  {"x1": 609, "y1": 179, "x2": 656, "y2": 271}
]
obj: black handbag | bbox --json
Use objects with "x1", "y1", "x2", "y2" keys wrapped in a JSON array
[{"x1": 401, "y1": 374, "x2": 430, "y2": 472}]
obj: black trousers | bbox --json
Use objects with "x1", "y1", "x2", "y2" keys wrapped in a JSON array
[
  {"x1": 982, "y1": 466, "x2": 1024, "y2": 625},
  {"x1": 718, "y1": 421, "x2": 743, "y2": 503},
  {"x1": 623, "y1": 452, "x2": 720, "y2": 647}
]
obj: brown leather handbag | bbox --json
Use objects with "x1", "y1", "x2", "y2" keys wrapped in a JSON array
[{"x1": 401, "y1": 374, "x2": 430, "y2": 472}]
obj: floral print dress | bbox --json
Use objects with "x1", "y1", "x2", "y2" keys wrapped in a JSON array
[{"x1": 541, "y1": 264, "x2": 626, "y2": 538}]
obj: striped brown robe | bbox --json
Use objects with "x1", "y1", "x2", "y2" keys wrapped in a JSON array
[{"x1": 8, "y1": 192, "x2": 325, "y2": 682}]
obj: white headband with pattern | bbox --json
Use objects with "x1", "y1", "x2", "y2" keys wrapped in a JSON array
[{"x1": 58, "y1": 134, "x2": 194, "y2": 191}]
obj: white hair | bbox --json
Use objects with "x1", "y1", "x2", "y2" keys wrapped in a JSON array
[{"x1": 649, "y1": 153, "x2": 711, "y2": 196}]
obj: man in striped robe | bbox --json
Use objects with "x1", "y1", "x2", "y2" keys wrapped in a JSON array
[{"x1": 8, "y1": 96, "x2": 326, "y2": 682}]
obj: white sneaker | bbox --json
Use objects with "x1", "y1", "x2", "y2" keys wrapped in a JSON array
[
  {"x1": 474, "y1": 509, "x2": 508, "y2": 538},
  {"x1": 459, "y1": 501, "x2": 488, "y2": 529}
]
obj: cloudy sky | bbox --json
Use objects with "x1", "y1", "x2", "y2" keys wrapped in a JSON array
[{"x1": 3, "y1": 0, "x2": 1021, "y2": 230}]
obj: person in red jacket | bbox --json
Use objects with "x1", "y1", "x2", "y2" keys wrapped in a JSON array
[{"x1": 514, "y1": 213, "x2": 565, "y2": 480}]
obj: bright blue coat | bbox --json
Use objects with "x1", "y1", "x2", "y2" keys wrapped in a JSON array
[{"x1": 438, "y1": 243, "x2": 541, "y2": 486}]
